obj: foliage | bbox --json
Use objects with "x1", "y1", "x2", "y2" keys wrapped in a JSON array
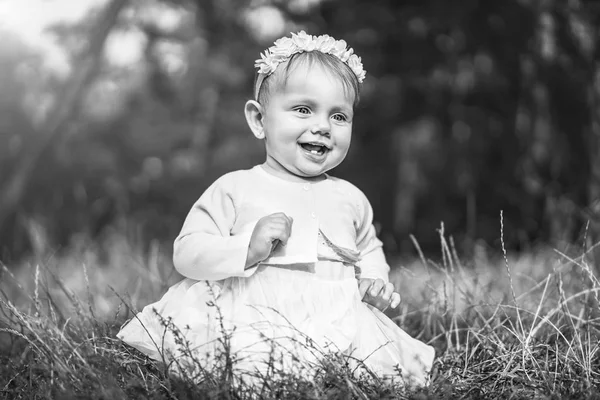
[{"x1": 1, "y1": 229, "x2": 600, "y2": 399}]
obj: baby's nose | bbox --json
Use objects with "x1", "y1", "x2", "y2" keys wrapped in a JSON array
[{"x1": 310, "y1": 118, "x2": 331, "y2": 135}]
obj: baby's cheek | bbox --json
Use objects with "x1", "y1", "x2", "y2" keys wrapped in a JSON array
[{"x1": 338, "y1": 134, "x2": 352, "y2": 152}]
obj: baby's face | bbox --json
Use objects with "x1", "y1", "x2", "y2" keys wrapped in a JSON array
[{"x1": 260, "y1": 64, "x2": 354, "y2": 181}]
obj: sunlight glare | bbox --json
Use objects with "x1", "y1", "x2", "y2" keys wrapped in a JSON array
[
  {"x1": 244, "y1": 6, "x2": 286, "y2": 43},
  {"x1": 0, "y1": 0, "x2": 108, "y2": 75}
]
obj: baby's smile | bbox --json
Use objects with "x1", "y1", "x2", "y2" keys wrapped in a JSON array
[{"x1": 299, "y1": 141, "x2": 331, "y2": 157}]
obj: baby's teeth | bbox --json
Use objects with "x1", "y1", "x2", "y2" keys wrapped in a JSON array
[{"x1": 311, "y1": 150, "x2": 319, "y2": 154}]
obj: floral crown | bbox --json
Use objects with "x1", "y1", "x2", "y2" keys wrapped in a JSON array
[{"x1": 254, "y1": 31, "x2": 366, "y2": 100}]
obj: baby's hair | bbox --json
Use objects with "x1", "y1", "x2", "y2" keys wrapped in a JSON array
[{"x1": 255, "y1": 51, "x2": 361, "y2": 109}]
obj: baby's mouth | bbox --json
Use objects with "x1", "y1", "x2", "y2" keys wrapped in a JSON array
[{"x1": 299, "y1": 143, "x2": 329, "y2": 156}]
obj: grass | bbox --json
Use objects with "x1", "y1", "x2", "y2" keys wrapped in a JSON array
[{"x1": 1, "y1": 225, "x2": 599, "y2": 399}]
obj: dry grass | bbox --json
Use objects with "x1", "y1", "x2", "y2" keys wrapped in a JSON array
[{"x1": 1, "y1": 225, "x2": 599, "y2": 399}]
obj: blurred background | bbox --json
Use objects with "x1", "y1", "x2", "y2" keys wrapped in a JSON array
[{"x1": 1, "y1": 0, "x2": 599, "y2": 264}]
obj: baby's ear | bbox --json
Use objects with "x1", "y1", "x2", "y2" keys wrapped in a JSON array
[{"x1": 244, "y1": 100, "x2": 265, "y2": 139}]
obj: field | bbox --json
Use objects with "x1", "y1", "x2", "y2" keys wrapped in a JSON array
[{"x1": 1, "y1": 226, "x2": 599, "y2": 399}]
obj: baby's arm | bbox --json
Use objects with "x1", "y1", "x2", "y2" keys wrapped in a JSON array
[
  {"x1": 354, "y1": 187, "x2": 401, "y2": 311},
  {"x1": 173, "y1": 174, "x2": 255, "y2": 281}
]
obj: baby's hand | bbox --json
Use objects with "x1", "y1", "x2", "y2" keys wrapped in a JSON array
[
  {"x1": 245, "y1": 213, "x2": 293, "y2": 268},
  {"x1": 358, "y1": 278, "x2": 401, "y2": 312}
]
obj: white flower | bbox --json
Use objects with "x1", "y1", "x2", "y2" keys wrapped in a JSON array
[
  {"x1": 340, "y1": 48, "x2": 354, "y2": 62},
  {"x1": 255, "y1": 51, "x2": 278, "y2": 74},
  {"x1": 269, "y1": 52, "x2": 288, "y2": 65},
  {"x1": 314, "y1": 34, "x2": 336, "y2": 53},
  {"x1": 271, "y1": 37, "x2": 297, "y2": 57},
  {"x1": 330, "y1": 39, "x2": 348, "y2": 59},
  {"x1": 347, "y1": 55, "x2": 365, "y2": 82},
  {"x1": 291, "y1": 31, "x2": 315, "y2": 50}
]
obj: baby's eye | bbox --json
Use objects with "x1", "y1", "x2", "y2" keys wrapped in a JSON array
[
  {"x1": 332, "y1": 113, "x2": 348, "y2": 122},
  {"x1": 294, "y1": 106, "x2": 311, "y2": 114}
]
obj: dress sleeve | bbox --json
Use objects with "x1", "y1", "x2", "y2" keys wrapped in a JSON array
[
  {"x1": 354, "y1": 187, "x2": 391, "y2": 282},
  {"x1": 173, "y1": 173, "x2": 255, "y2": 281}
]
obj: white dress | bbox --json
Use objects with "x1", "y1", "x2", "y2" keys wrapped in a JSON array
[{"x1": 117, "y1": 167, "x2": 435, "y2": 386}]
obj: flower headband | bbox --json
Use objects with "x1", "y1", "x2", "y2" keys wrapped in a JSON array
[{"x1": 254, "y1": 31, "x2": 366, "y2": 100}]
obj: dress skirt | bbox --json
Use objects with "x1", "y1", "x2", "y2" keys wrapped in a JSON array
[{"x1": 117, "y1": 261, "x2": 435, "y2": 386}]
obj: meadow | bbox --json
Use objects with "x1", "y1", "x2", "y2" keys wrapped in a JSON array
[{"x1": 1, "y1": 221, "x2": 599, "y2": 399}]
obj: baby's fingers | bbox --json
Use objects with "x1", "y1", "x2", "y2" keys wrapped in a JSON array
[
  {"x1": 281, "y1": 215, "x2": 293, "y2": 244},
  {"x1": 273, "y1": 219, "x2": 293, "y2": 245},
  {"x1": 358, "y1": 278, "x2": 373, "y2": 298},
  {"x1": 390, "y1": 292, "x2": 401, "y2": 309},
  {"x1": 379, "y1": 282, "x2": 395, "y2": 303},
  {"x1": 368, "y1": 279, "x2": 386, "y2": 298},
  {"x1": 268, "y1": 221, "x2": 293, "y2": 249}
]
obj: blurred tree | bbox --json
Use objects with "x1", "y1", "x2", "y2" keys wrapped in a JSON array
[
  {"x1": 0, "y1": 0, "x2": 129, "y2": 250},
  {"x1": 581, "y1": 0, "x2": 600, "y2": 239},
  {"x1": 520, "y1": 0, "x2": 599, "y2": 246}
]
